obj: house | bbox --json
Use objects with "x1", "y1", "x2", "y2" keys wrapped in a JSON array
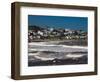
[{"x1": 37, "y1": 30, "x2": 43, "y2": 36}]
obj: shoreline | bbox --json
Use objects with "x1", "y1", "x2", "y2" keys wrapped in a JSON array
[
  {"x1": 29, "y1": 39, "x2": 87, "y2": 46},
  {"x1": 29, "y1": 39, "x2": 87, "y2": 42}
]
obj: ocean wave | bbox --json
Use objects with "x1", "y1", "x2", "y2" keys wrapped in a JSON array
[
  {"x1": 28, "y1": 52, "x2": 87, "y2": 61},
  {"x1": 28, "y1": 44, "x2": 87, "y2": 53},
  {"x1": 29, "y1": 42, "x2": 87, "y2": 49}
]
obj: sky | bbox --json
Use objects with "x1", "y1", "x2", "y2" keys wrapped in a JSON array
[{"x1": 28, "y1": 15, "x2": 88, "y2": 31}]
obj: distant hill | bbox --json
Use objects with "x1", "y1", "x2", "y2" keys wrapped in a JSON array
[{"x1": 29, "y1": 25, "x2": 45, "y2": 30}]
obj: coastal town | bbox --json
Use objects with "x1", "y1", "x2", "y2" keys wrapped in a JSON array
[{"x1": 28, "y1": 25, "x2": 87, "y2": 42}]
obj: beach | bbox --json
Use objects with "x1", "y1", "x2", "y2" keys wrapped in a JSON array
[{"x1": 28, "y1": 40, "x2": 88, "y2": 66}]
